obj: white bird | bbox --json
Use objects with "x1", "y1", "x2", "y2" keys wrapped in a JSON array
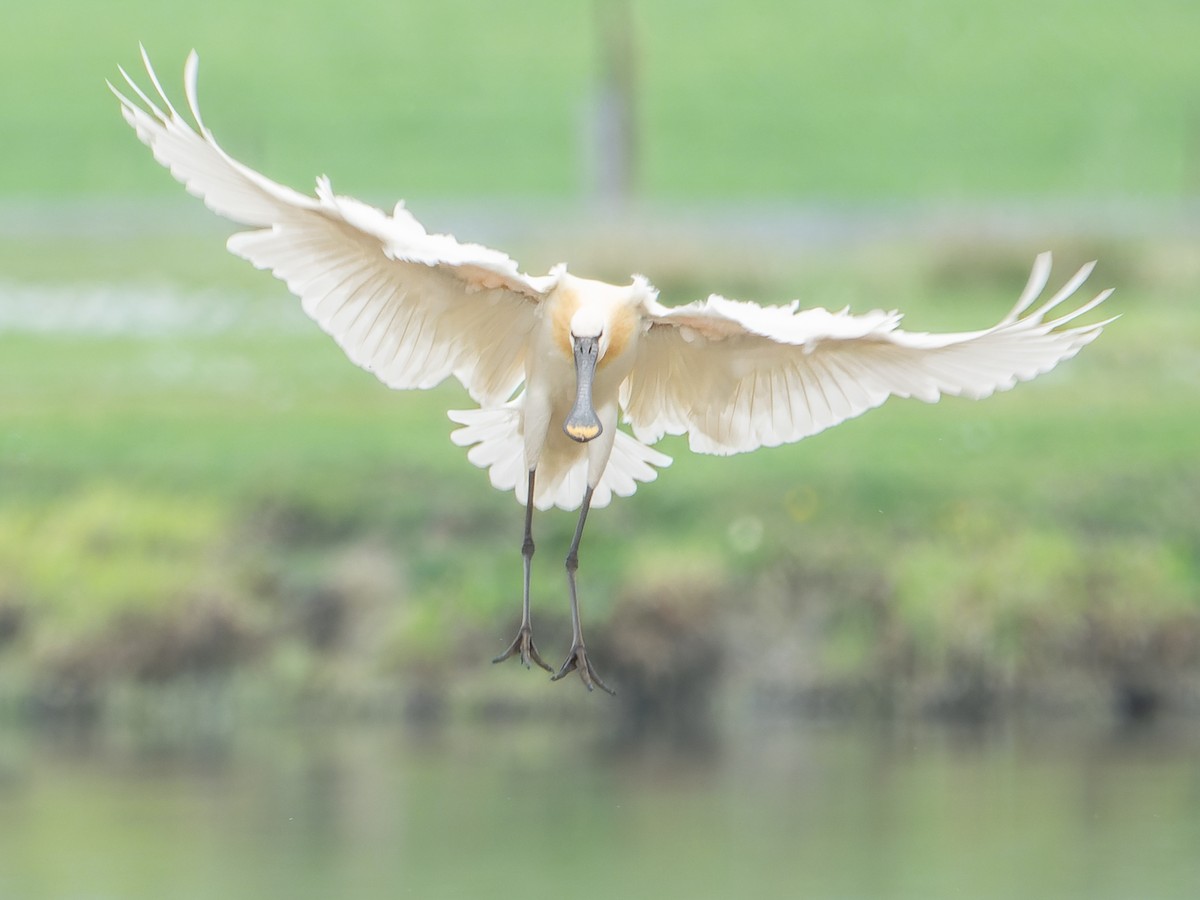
[{"x1": 111, "y1": 49, "x2": 1114, "y2": 693}]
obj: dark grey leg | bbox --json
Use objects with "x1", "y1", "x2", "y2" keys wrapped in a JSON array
[
  {"x1": 551, "y1": 486, "x2": 614, "y2": 694},
  {"x1": 492, "y1": 469, "x2": 552, "y2": 672}
]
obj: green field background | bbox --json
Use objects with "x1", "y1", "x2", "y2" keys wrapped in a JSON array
[
  {"x1": 1, "y1": 0, "x2": 1198, "y2": 720},
  {"x1": 9, "y1": 0, "x2": 1200, "y2": 201}
]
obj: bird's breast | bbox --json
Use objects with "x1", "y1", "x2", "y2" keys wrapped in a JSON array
[
  {"x1": 598, "y1": 305, "x2": 638, "y2": 371},
  {"x1": 546, "y1": 284, "x2": 583, "y2": 361}
]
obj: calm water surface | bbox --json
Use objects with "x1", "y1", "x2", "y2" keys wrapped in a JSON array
[{"x1": 1, "y1": 715, "x2": 1197, "y2": 899}]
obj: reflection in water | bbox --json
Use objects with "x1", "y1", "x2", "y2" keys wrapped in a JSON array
[{"x1": 1, "y1": 716, "x2": 1198, "y2": 899}]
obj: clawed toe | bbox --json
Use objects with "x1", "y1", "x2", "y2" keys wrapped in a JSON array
[
  {"x1": 494, "y1": 628, "x2": 613, "y2": 693},
  {"x1": 492, "y1": 625, "x2": 553, "y2": 672},
  {"x1": 551, "y1": 642, "x2": 615, "y2": 695}
]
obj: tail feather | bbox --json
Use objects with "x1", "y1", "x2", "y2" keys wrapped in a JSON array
[
  {"x1": 448, "y1": 404, "x2": 671, "y2": 511},
  {"x1": 448, "y1": 403, "x2": 525, "y2": 496},
  {"x1": 601, "y1": 424, "x2": 673, "y2": 504}
]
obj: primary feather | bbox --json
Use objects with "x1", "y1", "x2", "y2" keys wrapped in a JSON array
[
  {"x1": 623, "y1": 257, "x2": 1113, "y2": 455},
  {"x1": 110, "y1": 47, "x2": 551, "y2": 408}
]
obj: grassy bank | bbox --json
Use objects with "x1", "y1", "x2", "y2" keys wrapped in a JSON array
[{"x1": 0, "y1": 227, "x2": 1196, "y2": 723}]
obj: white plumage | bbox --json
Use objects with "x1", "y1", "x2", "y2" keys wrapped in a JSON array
[{"x1": 112, "y1": 49, "x2": 1114, "y2": 692}]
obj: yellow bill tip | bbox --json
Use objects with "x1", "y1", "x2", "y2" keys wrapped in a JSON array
[{"x1": 565, "y1": 423, "x2": 602, "y2": 443}]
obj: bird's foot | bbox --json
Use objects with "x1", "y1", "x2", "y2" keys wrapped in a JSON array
[
  {"x1": 492, "y1": 624, "x2": 553, "y2": 672},
  {"x1": 551, "y1": 642, "x2": 615, "y2": 695}
]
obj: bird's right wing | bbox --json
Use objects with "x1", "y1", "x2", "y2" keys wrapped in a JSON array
[
  {"x1": 622, "y1": 254, "x2": 1114, "y2": 455},
  {"x1": 111, "y1": 48, "x2": 555, "y2": 406}
]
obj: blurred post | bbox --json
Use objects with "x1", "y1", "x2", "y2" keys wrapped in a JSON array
[{"x1": 587, "y1": 0, "x2": 639, "y2": 208}]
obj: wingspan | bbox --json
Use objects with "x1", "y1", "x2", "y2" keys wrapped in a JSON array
[
  {"x1": 111, "y1": 48, "x2": 554, "y2": 406},
  {"x1": 621, "y1": 253, "x2": 1114, "y2": 455}
]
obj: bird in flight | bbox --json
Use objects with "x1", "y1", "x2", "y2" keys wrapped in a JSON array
[{"x1": 112, "y1": 49, "x2": 1113, "y2": 694}]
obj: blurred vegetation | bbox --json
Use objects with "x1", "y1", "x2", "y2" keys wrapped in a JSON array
[
  {"x1": 2, "y1": 231, "x2": 1197, "y2": 723},
  {"x1": 1, "y1": 1, "x2": 1198, "y2": 724},
  {"x1": 6, "y1": 0, "x2": 1200, "y2": 201}
]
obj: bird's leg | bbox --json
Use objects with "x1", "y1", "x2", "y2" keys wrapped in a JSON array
[
  {"x1": 493, "y1": 469, "x2": 552, "y2": 672},
  {"x1": 551, "y1": 486, "x2": 614, "y2": 694}
]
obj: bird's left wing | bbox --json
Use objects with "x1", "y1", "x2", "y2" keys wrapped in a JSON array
[
  {"x1": 111, "y1": 48, "x2": 554, "y2": 406},
  {"x1": 621, "y1": 253, "x2": 1114, "y2": 455}
]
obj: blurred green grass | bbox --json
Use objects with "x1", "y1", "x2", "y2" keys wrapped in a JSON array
[{"x1": 7, "y1": 0, "x2": 1199, "y2": 200}]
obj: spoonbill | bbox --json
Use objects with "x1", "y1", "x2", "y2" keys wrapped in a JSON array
[{"x1": 112, "y1": 50, "x2": 1114, "y2": 693}]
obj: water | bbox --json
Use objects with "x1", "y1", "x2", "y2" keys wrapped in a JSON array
[{"x1": 1, "y1": 716, "x2": 1197, "y2": 899}]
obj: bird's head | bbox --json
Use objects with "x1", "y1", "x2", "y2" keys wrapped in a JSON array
[
  {"x1": 569, "y1": 305, "x2": 610, "y2": 356},
  {"x1": 553, "y1": 273, "x2": 649, "y2": 444}
]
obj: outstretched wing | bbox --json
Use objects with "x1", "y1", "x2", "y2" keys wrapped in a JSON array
[
  {"x1": 111, "y1": 48, "x2": 554, "y2": 406},
  {"x1": 622, "y1": 253, "x2": 1114, "y2": 455}
]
